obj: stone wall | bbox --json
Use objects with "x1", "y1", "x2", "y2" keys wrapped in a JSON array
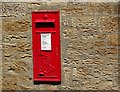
[
  {"x1": 1, "y1": 1, "x2": 120, "y2": 90},
  {"x1": 0, "y1": 2, "x2": 2, "y2": 91}
]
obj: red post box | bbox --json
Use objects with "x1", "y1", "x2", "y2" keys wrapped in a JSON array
[{"x1": 32, "y1": 11, "x2": 61, "y2": 83}]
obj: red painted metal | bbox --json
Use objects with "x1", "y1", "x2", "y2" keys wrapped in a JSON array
[{"x1": 32, "y1": 11, "x2": 61, "y2": 83}]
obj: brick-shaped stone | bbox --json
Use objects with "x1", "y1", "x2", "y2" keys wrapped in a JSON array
[
  {"x1": 86, "y1": 3, "x2": 97, "y2": 15},
  {"x1": 61, "y1": 3, "x2": 86, "y2": 15},
  {"x1": 97, "y1": 3, "x2": 118, "y2": 15},
  {"x1": 106, "y1": 34, "x2": 119, "y2": 46},
  {"x1": 2, "y1": 74, "x2": 18, "y2": 90},
  {"x1": 17, "y1": 41, "x2": 31, "y2": 52},
  {"x1": 2, "y1": 3, "x2": 27, "y2": 17},
  {"x1": 95, "y1": 40, "x2": 106, "y2": 47},
  {"x1": 3, "y1": 18, "x2": 29, "y2": 32},
  {"x1": 71, "y1": 16, "x2": 97, "y2": 30},
  {"x1": 95, "y1": 48, "x2": 117, "y2": 56},
  {"x1": 98, "y1": 16, "x2": 118, "y2": 33}
]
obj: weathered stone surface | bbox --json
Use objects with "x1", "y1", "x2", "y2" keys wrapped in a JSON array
[
  {"x1": 17, "y1": 41, "x2": 31, "y2": 52},
  {"x1": 63, "y1": 66, "x2": 73, "y2": 89},
  {"x1": 106, "y1": 57, "x2": 118, "y2": 66},
  {"x1": 0, "y1": 3, "x2": 2, "y2": 17},
  {"x1": 95, "y1": 40, "x2": 106, "y2": 47},
  {"x1": 72, "y1": 80, "x2": 81, "y2": 90},
  {"x1": 81, "y1": 79, "x2": 96, "y2": 90},
  {"x1": 95, "y1": 48, "x2": 118, "y2": 56},
  {"x1": 0, "y1": 17, "x2": 2, "y2": 91},
  {"x1": 0, "y1": 18, "x2": 2, "y2": 43},
  {"x1": 86, "y1": 3, "x2": 97, "y2": 15},
  {"x1": 17, "y1": 73, "x2": 33, "y2": 90},
  {"x1": 106, "y1": 48, "x2": 118, "y2": 56},
  {"x1": 2, "y1": 3, "x2": 27, "y2": 17},
  {"x1": 96, "y1": 33, "x2": 106, "y2": 40},
  {"x1": 99, "y1": 80, "x2": 113, "y2": 90},
  {"x1": 62, "y1": 17, "x2": 72, "y2": 28},
  {"x1": 3, "y1": 61, "x2": 31, "y2": 74},
  {"x1": 3, "y1": 18, "x2": 30, "y2": 32},
  {"x1": 98, "y1": 16, "x2": 118, "y2": 33},
  {"x1": 2, "y1": 74, "x2": 19, "y2": 90},
  {"x1": 71, "y1": 16, "x2": 97, "y2": 29},
  {"x1": 0, "y1": 78, "x2": 2, "y2": 91},
  {"x1": 106, "y1": 34, "x2": 119, "y2": 46},
  {"x1": 61, "y1": 3, "x2": 86, "y2": 15},
  {"x1": 118, "y1": 2, "x2": 120, "y2": 14},
  {"x1": 96, "y1": 3, "x2": 118, "y2": 15},
  {"x1": 46, "y1": 85, "x2": 58, "y2": 90},
  {"x1": 73, "y1": 65, "x2": 94, "y2": 80},
  {"x1": 92, "y1": 56, "x2": 106, "y2": 66},
  {"x1": 26, "y1": 2, "x2": 66, "y2": 17},
  {"x1": 3, "y1": 34, "x2": 27, "y2": 43}
]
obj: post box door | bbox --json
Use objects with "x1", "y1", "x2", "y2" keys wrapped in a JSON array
[{"x1": 32, "y1": 11, "x2": 61, "y2": 83}]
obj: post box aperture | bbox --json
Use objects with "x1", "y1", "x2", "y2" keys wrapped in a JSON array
[
  {"x1": 35, "y1": 22, "x2": 55, "y2": 28},
  {"x1": 32, "y1": 11, "x2": 61, "y2": 83}
]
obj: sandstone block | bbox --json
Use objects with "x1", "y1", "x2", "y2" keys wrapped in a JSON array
[
  {"x1": 2, "y1": 3, "x2": 27, "y2": 17},
  {"x1": 118, "y1": 3, "x2": 120, "y2": 14},
  {"x1": 79, "y1": 27, "x2": 97, "y2": 33},
  {"x1": 95, "y1": 48, "x2": 117, "y2": 56},
  {"x1": 99, "y1": 80, "x2": 113, "y2": 90},
  {"x1": 98, "y1": 16, "x2": 118, "y2": 33},
  {"x1": 62, "y1": 17, "x2": 72, "y2": 27},
  {"x1": 93, "y1": 56, "x2": 106, "y2": 65},
  {"x1": 72, "y1": 81, "x2": 81, "y2": 90},
  {"x1": 81, "y1": 80, "x2": 94, "y2": 90},
  {"x1": 106, "y1": 34, "x2": 119, "y2": 46},
  {"x1": 63, "y1": 66, "x2": 73, "y2": 87},
  {"x1": 2, "y1": 75, "x2": 18, "y2": 90},
  {"x1": 3, "y1": 18, "x2": 29, "y2": 32},
  {"x1": 86, "y1": 3, "x2": 97, "y2": 15},
  {"x1": 3, "y1": 46, "x2": 16, "y2": 58},
  {"x1": 73, "y1": 66, "x2": 93, "y2": 80},
  {"x1": 96, "y1": 33, "x2": 106, "y2": 40},
  {"x1": 0, "y1": 3, "x2": 2, "y2": 16},
  {"x1": 106, "y1": 57, "x2": 118, "y2": 66},
  {"x1": 63, "y1": 28, "x2": 78, "y2": 39},
  {"x1": 95, "y1": 40, "x2": 106, "y2": 47},
  {"x1": 97, "y1": 3, "x2": 118, "y2": 15},
  {"x1": 4, "y1": 34, "x2": 27, "y2": 43},
  {"x1": 18, "y1": 73, "x2": 32, "y2": 86},
  {"x1": 71, "y1": 16, "x2": 97, "y2": 29},
  {"x1": 27, "y1": 3, "x2": 44, "y2": 11},
  {"x1": 17, "y1": 41, "x2": 31, "y2": 52},
  {"x1": 61, "y1": 3, "x2": 86, "y2": 15},
  {"x1": 61, "y1": 85, "x2": 73, "y2": 90},
  {"x1": 106, "y1": 48, "x2": 118, "y2": 56},
  {"x1": 46, "y1": 85, "x2": 58, "y2": 90},
  {"x1": 3, "y1": 61, "x2": 30, "y2": 74}
]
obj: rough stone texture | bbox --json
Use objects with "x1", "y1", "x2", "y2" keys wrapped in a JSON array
[
  {"x1": 2, "y1": 3, "x2": 27, "y2": 17},
  {"x1": 1, "y1": 2, "x2": 119, "y2": 91},
  {"x1": 0, "y1": 16, "x2": 2, "y2": 91},
  {"x1": 3, "y1": 18, "x2": 30, "y2": 32},
  {"x1": 106, "y1": 34, "x2": 119, "y2": 46},
  {"x1": 0, "y1": 2, "x2": 2, "y2": 91},
  {"x1": 98, "y1": 16, "x2": 118, "y2": 33}
]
